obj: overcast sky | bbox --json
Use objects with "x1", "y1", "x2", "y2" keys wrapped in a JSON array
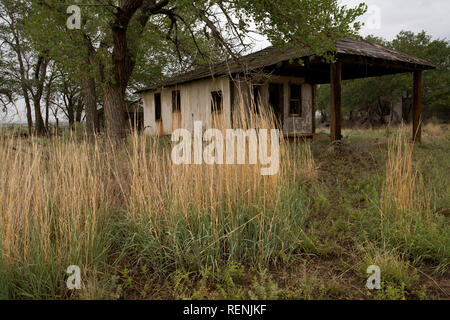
[
  {"x1": 341, "y1": 0, "x2": 450, "y2": 40},
  {"x1": 2, "y1": 0, "x2": 449, "y2": 124}
]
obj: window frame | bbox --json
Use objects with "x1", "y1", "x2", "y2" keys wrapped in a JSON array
[
  {"x1": 211, "y1": 90, "x2": 223, "y2": 114},
  {"x1": 252, "y1": 84, "x2": 263, "y2": 114},
  {"x1": 172, "y1": 90, "x2": 181, "y2": 113},
  {"x1": 289, "y1": 84, "x2": 302, "y2": 117},
  {"x1": 154, "y1": 92, "x2": 162, "y2": 121}
]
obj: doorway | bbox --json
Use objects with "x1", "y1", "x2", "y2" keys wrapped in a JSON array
[{"x1": 269, "y1": 83, "x2": 284, "y2": 128}]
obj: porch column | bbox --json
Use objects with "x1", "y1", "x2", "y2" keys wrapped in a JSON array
[
  {"x1": 311, "y1": 84, "x2": 317, "y2": 134},
  {"x1": 330, "y1": 62, "x2": 342, "y2": 141},
  {"x1": 412, "y1": 71, "x2": 423, "y2": 142}
]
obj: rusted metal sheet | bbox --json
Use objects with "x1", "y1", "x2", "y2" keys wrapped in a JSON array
[
  {"x1": 335, "y1": 38, "x2": 435, "y2": 68},
  {"x1": 137, "y1": 38, "x2": 436, "y2": 93}
]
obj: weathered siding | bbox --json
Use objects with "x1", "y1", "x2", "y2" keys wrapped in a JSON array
[
  {"x1": 283, "y1": 82, "x2": 314, "y2": 134},
  {"x1": 230, "y1": 75, "x2": 315, "y2": 135},
  {"x1": 143, "y1": 74, "x2": 315, "y2": 136},
  {"x1": 143, "y1": 76, "x2": 231, "y2": 136}
]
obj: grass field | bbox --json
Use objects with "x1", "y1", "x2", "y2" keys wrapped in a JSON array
[{"x1": 0, "y1": 123, "x2": 448, "y2": 300}]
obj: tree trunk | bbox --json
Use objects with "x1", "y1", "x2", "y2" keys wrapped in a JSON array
[
  {"x1": 101, "y1": 4, "x2": 143, "y2": 140},
  {"x1": 66, "y1": 100, "x2": 75, "y2": 129},
  {"x1": 45, "y1": 103, "x2": 49, "y2": 128},
  {"x1": 32, "y1": 56, "x2": 49, "y2": 136},
  {"x1": 33, "y1": 99, "x2": 46, "y2": 135},
  {"x1": 75, "y1": 99, "x2": 83, "y2": 123},
  {"x1": 11, "y1": 25, "x2": 33, "y2": 135},
  {"x1": 104, "y1": 83, "x2": 127, "y2": 139},
  {"x1": 44, "y1": 72, "x2": 54, "y2": 129},
  {"x1": 22, "y1": 88, "x2": 33, "y2": 135},
  {"x1": 320, "y1": 110, "x2": 327, "y2": 123},
  {"x1": 15, "y1": 48, "x2": 33, "y2": 134},
  {"x1": 82, "y1": 73, "x2": 98, "y2": 135}
]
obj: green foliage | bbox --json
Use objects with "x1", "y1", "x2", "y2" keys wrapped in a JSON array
[
  {"x1": 393, "y1": 31, "x2": 450, "y2": 111},
  {"x1": 0, "y1": 0, "x2": 35, "y2": 101},
  {"x1": 25, "y1": 0, "x2": 366, "y2": 92},
  {"x1": 247, "y1": 270, "x2": 281, "y2": 300},
  {"x1": 373, "y1": 282, "x2": 408, "y2": 300},
  {"x1": 235, "y1": 0, "x2": 366, "y2": 58},
  {"x1": 110, "y1": 181, "x2": 309, "y2": 280}
]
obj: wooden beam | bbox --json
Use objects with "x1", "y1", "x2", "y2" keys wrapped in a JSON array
[
  {"x1": 311, "y1": 84, "x2": 317, "y2": 134},
  {"x1": 337, "y1": 54, "x2": 433, "y2": 72},
  {"x1": 413, "y1": 71, "x2": 423, "y2": 142},
  {"x1": 330, "y1": 62, "x2": 342, "y2": 141}
]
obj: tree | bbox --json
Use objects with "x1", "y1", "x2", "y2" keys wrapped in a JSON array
[
  {"x1": 0, "y1": 0, "x2": 35, "y2": 133},
  {"x1": 392, "y1": 31, "x2": 450, "y2": 118},
  {"x1": 58, "y1": 76, "x2": 84, "y2": 129},
  {"x1": 28, "y1": 1, "x2": 100, "y2": 135},
  {"x1": 32, "y1": 0, "x2": 366, "y2": 139},
  {"x1": 0, "y1": 0, "x2": 59, "y2": 135}
]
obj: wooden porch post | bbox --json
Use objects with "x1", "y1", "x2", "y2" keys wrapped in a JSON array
[
  {"x1": 312, "y1": 84, "x2": 317, "y2": 134},
  {"x1": 413, "y1": 71, "x2": 423, "y2": 142},
  {"x1": 330, "y1": 62, "x2": 342, "y2": 141}
]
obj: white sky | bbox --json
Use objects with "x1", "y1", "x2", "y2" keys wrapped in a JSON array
[
  {"x1": 341, "y1": 0, "x2": 450, "y2": 40},
  {"x1": 2, "y1": 0, "x2": 449, "y2": 124},
  {"x1": 250, "y1": 0, "x2": 450, "y2": 51}
]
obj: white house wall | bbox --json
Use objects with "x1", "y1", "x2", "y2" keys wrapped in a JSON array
[
  {"x1": 231, "y1": 75, "x2": 315, "y2": 134},
  {"x1": 283, "y1": 82, "x2": 314, "y2": 134},
  {"x1": 143, "y1": 74, "x2": 315, "y2": 136},
  {"x1": 143, "y1": 76, "x2": 231, "y2": 136},
  {"x1": 142, "y1": 92, "x2": 155, "y2": 135}
]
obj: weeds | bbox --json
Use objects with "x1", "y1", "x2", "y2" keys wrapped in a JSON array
[{"x1": 0, "y1": 123, "x2": 447, "y2": 299}]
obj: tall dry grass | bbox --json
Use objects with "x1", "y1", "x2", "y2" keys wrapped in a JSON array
[
  {"x1": 0, "y1": 136, "x2": 115, "y2": 298},
  {"x1": 377, "y1": 127, "x2": 447, "y2": 269},
  {"x1": 382, "y1": 127, "x2": 432, "y2": 223},
  {"x1": 121, "y1": 102, "x2": 317, "y2": 272},
  {"x1": 0, "y1": 100, "x2": 318, "y2": 297}
]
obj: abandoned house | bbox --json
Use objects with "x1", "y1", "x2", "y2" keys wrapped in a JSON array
[{"x1": 137, "y1": 37, "x2": 436, "y2": 142}]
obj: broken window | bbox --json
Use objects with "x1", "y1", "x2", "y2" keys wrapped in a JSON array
[
  {"x1": 172, "y1": 90, "x2": 181, "y2": 113},
  {"x1": 252, "y1": 85, "x2": 262, "y2": 114},
  {"x1": 269, "y1": 83, "x2": 284, "y2": 126},
  {"x1": 289, "y1": 84, "x2": 302, "y2": 117},
  {"x1": 155, "y1": 93, "x2": 162, "y2": 121},
  {"x1": 211, "y1": 91, "x2": 223, "y2": 113}
]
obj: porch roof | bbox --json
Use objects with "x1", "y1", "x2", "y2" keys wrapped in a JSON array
[{"x1": 137, "y1": 37, "x2": 436, "y2": 92}]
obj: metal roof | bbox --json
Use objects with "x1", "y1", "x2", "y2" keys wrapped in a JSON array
[
  {"x1": 137, "y1": 37, "x2": 436, "y2": 93},
  {"x1": 335, "y1": 38, "x2": 436, "y2": 67}
]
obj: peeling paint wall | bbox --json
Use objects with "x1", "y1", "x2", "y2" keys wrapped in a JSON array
[
  {"x1": 143, "y1": 76, "x2": 230, "y2": 136},
  {"x1": 143, "y1": 74, "x2": 315, "y2": 136},
  {"x1": 283, "y1": 83, "x2": 314, "y2": 134},
  {"x1": 230, "y1": 75, "x2": 315, "y2": 134}
]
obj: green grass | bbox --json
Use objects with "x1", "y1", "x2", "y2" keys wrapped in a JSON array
[
  {"x1": 108, "y1": 125, "x2": 448, "y2": 300},
  {"x1": 0, "y1": 124, "x2": 448, "y2": 300}
]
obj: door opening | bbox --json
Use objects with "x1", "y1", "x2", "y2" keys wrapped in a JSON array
[{"x1": 269, "y1": 83, "x2": 284, "y2": 128}]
